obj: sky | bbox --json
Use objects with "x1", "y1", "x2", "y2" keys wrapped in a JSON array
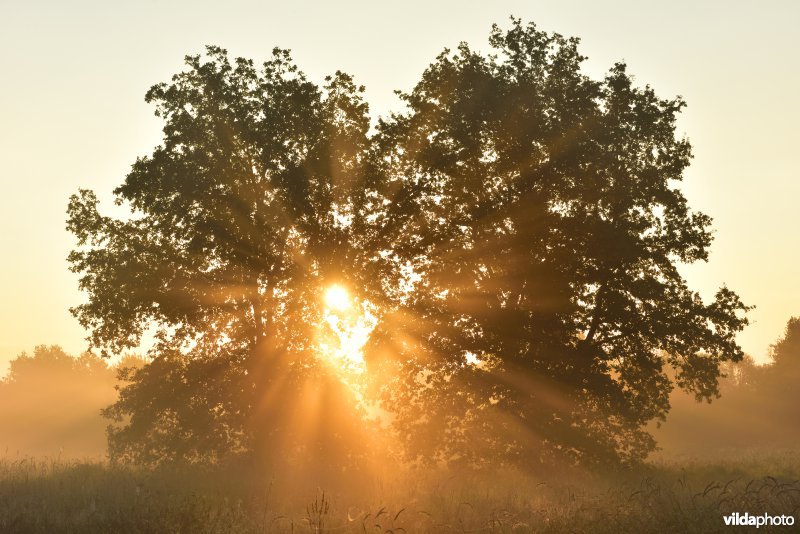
[{"x1": 1, "y1": 0, "x2": 798, "y2": 375}]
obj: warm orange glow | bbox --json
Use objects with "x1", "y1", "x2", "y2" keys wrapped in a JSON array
[
  {"x1": 318, "y1": 285, "x2": 376, "y2": 375},
  {"x1": 324, "y1": 285, "x2": 351, "y2": 312}
]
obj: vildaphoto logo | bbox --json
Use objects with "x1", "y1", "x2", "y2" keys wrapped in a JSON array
[{"x1": 723, "y1": 512, "x2": 795, "y2": 528}]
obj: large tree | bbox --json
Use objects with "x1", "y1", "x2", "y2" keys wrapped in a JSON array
[
  {"x1": 68, "y1": 46, "x2": 380, "y2": 467},
  {"x1": 67, "y1": 20, "x2": 749, "y2": 469},
  {"x1": 365, "y1": 19, "x2": 749, "y2": 467}
]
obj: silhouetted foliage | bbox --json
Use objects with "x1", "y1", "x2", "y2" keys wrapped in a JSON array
[
  {"x1": 760, "y1": 317, "x2": 800, "y2": 398},
  {"x1": 750, "y1": 317, "x2": 800, "y2": 445},
  {"x1": 365, "y1": 19, "x2": 749, "y2": 468},
  {"x1": 67, "y1": 20, "x2": 749, "y2": 469},
  {"x1": 68, "y1": 45, "x2": 380, "y2": 469}
]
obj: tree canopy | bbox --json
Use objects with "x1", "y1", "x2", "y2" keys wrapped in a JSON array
[{"x1": 67, "y1": 19, "x2": 749, "y2": 469}]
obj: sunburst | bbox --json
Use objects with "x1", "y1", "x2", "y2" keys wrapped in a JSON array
[{"x1": 318, "y1": 285, "x2": 376, "y2": 374}]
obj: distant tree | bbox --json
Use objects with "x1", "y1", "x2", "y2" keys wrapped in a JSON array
[
  {"x1": 4, "y1": 345, "x2": 108, "y2": 383},
  {"x1": 0, "y1": 346, "x2": 117, "y2": 457},
  {"x1": 756, "y1": 317, "x2": 800, "y2": 423},
  {"x1": 763, "y1": 317, "x2": 800, "y2": 380},
  {"x1": 652, "y1": 317, "x2": 800, "y2": 455},
  {"x1": 67, "y1": 20, "x2": 749, "y2": 469}
]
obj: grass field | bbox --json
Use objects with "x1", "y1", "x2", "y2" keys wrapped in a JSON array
[{"x1": 1, "y1": 451, "x2": 798, "y2": 533}]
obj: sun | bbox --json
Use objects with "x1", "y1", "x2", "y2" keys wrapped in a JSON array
[
  {"x1": 324, "y1": 285, "x2": 351, "y2": 312},
  {"x1": 318, "y1": 284, "x2": 376, "y2": 375}
]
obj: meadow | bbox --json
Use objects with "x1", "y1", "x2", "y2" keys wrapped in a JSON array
[{"x1": 1, "y1": 451, "x2": 798, "y2": 533}]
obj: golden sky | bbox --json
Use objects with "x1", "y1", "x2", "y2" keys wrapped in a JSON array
[{"x1": 1, "y1": 0, "x2": 798, "y2": 373}]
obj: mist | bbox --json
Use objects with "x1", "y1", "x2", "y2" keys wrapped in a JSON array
[
  {"x1": 0, "y1": 346, "x2": 142, "y2": 459},
  {"x1": 652, "y1": 318, "x2": 800, "y2": 459}
]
